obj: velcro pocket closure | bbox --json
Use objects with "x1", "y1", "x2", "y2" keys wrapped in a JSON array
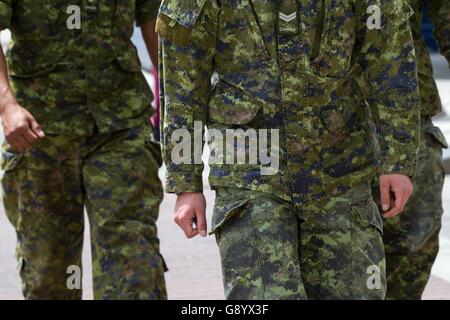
[
  {"x1": 426, "y1": 126, "x2": 449, "y2": 149},
  {"x1": 156, "y1": 0, "x2": 207, "y2": 46},
  {"x1": 208, "y1": 80, "x2": 262, "y2": 125}
]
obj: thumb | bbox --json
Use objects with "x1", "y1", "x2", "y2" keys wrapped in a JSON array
[
  {"x1": 196, "y1": 209, "x2": 207, "y2": 237},
  {"x1": 379, "y1": 177, "x2": 391, "y2": 212},
  {"x1": 29, "y1": 116, "x2": 45, "y2": 138}
]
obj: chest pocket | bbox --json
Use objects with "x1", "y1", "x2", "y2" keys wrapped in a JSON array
[
  {"x1": 310, "y1": 0, "x2": 357, "y2": 78},
  {"x1": 7, "y1": 1, "x2": 67, "y2": 77},
  {"x1": 11, "y1": 1, "x2": 63, "y2": 38}
]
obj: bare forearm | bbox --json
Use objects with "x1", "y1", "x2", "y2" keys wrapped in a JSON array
[
  {"x1": 0, "y1": 38, "x2": 17, "y2": 114},
  {"x1": 141, "y1": 19, "x2": 158, "y2": 70}
]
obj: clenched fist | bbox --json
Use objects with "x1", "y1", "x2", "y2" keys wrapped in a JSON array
[
  {"x1": 174, "y1": 192, "x2": 207, "y2": 239},
  {"x1": 1, "y1": 103, "x2": 45, "y2": 152},
  {"x1": 379, "y1": 174, "x2": 414, "y2": 219}
]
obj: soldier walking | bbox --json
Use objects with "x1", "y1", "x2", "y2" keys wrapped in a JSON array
[
  {"x1": 0, "y1": 0, "x2": 166, "y2": 299},
  {"x1": 158, "y1": 0, "x2": 420, "y2": 299}
]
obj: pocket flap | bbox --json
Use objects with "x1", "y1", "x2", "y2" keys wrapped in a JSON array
[
  {"x1": 160, "y1": 0, "x2": 207, "y2": 29},
  {"x1": 209, "y1": 198, "x2": 248, "y2": 235},
  {"x1": 426, "y1": 126, "x2": 448, "y2": 149},
  {"x1": 156, "y1": 0, "x2": 207, "y2": 46},
  {"x1": 209, "y1": 81, "x2": 262, "y2": 125},
  {"x1": 7, "y1": 46, "x2": 62, "y2": 78},
  {"x1": 115, "y1": 44, "x2": 142, "y2": 72},
  {"x1": 1, "y1": 144, "x2": 24, "y2": 172},
  {"x1": 382, "y1": 0, "x2": 415, "y2": 32},
  {"x1": 353, "y1": 199, "x2": 383, "y2": 235}
]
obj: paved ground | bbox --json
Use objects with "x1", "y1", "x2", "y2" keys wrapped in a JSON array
[
  {"x1": 1, "y1": 172, "x2": 450, "y2": 300},
  {"x1": 1, "y1": 31, "x2": 450, "y2": 300}
]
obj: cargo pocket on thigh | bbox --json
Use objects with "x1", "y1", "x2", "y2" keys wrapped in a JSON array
[
  {"x1": 1, "y1": 143, "x2": 25, "y2": 228},
  {"x1": 351, "y1": 197, "x2": 383, "y2": 235},
  {"x1": 1, "y1": 143, "x2": 25, "y2": 172},
  {"x1": 350, "y1": 196, "x2": 386, "y2": 299},
  {"x1": 145, "y1": 140, "x2": 163, "y2": 168},
  {"x1": 426, "y1": 126, "x2": 448, "y2": 149},
  {"x1": 209, "y1": 197, "x2": 249, "y2": 241}
]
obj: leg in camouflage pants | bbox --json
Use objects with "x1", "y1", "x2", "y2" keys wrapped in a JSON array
[
  {"x1": 1, "y1": 125, "x2": 167, "y2": 300},
  {"x1": 375, "y1": 116, "x2": 447, "y2": 300},
  {"x1": 211, "y1": 183, "x2": 386, "y2": 300}
]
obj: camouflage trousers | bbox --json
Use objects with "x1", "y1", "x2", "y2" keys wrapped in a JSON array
[
  {"x1": 211, "y1": 183, "x2": 386, "y2": 300},
  {"x1": 374, "y1": 117, "x2": 447, "y2": 300},
  {"x1": 1, "y1": 125, "x2": 167, "y2": 300}
]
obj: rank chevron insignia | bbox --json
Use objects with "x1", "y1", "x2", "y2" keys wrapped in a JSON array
[{"x1": 279, "y1": 12, "x2": 297, "y2": 22}]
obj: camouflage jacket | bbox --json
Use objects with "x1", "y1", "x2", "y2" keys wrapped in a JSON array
[
  {"x1": 408, "y1": 0, "x2": 450, "y2": 116},
  {"x1": 0, "y1": 0, "x2": 160, "y2": 135},
  {"x1": 158, "y1": 0, "x2": 420, "y2": 205}
]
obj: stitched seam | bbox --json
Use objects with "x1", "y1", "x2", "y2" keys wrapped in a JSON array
[{"x1": 249, "y1": 214, "x2": 267, "y2": 299}]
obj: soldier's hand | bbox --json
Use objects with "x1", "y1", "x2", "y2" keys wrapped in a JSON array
[
  {"x1": 174, "y1": 192, "x2": 207, "y2": 239},
  {"x1": 1, "y1": 102, "x2": 45, "y2": 152},
  {"x1": 379, "y1": 174, "x2": 414, "y2": 219}
]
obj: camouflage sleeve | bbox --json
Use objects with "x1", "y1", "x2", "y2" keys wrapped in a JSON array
[
  {"x1": 357, "y1": 0, "x2": 420, "y2": 176},
  {"x1": 157, "y1": 0, "x2": 218, "y2": 194},
  {"x1": 429, "y1": 0, "x2": 450, "y2": 64},
  {"x1": 0, "y1": 0, "x2": 12, "y2": 30},
  {"x1": 135, "y1": 0, "x2": 161, "y2": 26}
]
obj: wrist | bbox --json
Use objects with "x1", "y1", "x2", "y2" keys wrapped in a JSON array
[{"x1": 0, "y1": 93, "x2": 19, "y2": 115}]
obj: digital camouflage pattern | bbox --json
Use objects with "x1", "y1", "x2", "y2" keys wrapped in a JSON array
[
  {"x1": 379, "y1": 0, "x2": 450, "y2": 300},
  {"x1": 158, "y1": 0, "x2": 420, "y2": 204},
  {"x1": 0, "y1": 0, "x2": 167, "y2": 300},
  {"x1": 158, "y1": 0, "x2": 420, "y2": 299},
  {"x1": 1, "y1": 124, "x2": 167, "y2": 300},
  {"x1": 407, "y1": 0, "x2": 450, "y2": 117},
  {"x1": 375, "y1": 119, "x2": 447, "y2": 300},
  {"x1": 0, "y1": 0, "x2": 160, "y2": 135},
  {"x1": 212, "y1": 183, "x2": 385, "y2": 300}
]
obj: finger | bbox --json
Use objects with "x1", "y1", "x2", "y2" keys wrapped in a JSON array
[
  {"x1": 195, "y1": 210, "x2": 207, "y2": 237},
  {"x1": 8, "y1": 136, "x2": 28, "y2": 153},
  {"x1": 383, "y1": 205, "x2": 402, "y2": 219},
  {"x1": 29, "y1": 117, "x2": 45, "y2": 138},
  {"x1": 383, "y1": 205, "x2": 402, "y2": 218},
  {"x1": 379, "y1": 178, "x2": 392, "y2": 212},
  {"x1": 384, "y1": 189, "x2": 405, "y2": 218},
  {"x1": 404, "y1": 185, "x2": 414, "y2": 203},
  {"x1": 175, "y1": 207, "x2": 198, "y2": 239},
  {"x1": 395, "y1": 188, "x2": 407, "y2": 212},
  {"x1": 18, "y1": 133, "x2": 33, "y2": 150},
  {"x1": 183, "y1": 220, "x2": 199, "y2": 239},
  {"x1": 22, "y1": 129, "x2": 39, "y2": 145}
]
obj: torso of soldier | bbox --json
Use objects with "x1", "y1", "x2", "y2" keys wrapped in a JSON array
[
  {"x1": 217, "y1": 0, "x2": 373, "y2": 201},
  {"x1": 4, "y1": 0, "x2": 156, "y2": 135},
  {"x1": 406, "y1": 0, "x2": 442, "y2": 116},
  {"x1": 159, "y1": 0, "x2": 419, "y2": 203}
]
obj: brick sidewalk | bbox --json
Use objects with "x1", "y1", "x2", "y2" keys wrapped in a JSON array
[{"x1": 0, "y1": 178, "x2": 224, "y2": 300}]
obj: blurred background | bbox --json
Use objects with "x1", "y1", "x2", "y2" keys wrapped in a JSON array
[{"x1": 0, "y1": 13, "x2": 449, "y2": 299}]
